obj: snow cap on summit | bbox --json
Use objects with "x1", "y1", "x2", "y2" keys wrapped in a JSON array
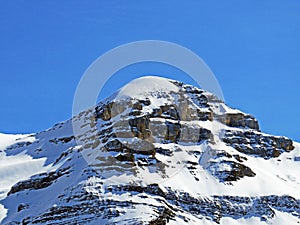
[{"x1": 117, "y1": 76, "x2": 179, "y2": 99}]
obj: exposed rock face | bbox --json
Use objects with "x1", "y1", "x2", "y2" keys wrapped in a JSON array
[
  {"x1": 223, "y1": 130, "x2": 295, "y2": 159},
  {"x1": 95, "y1": 101, "x2": 128, "y2": 121},
  {"x1": 224, "y1": 113, "x2": 260, "y2": 130},
  {"x1": 164, "y1": 121, "x2": 181, "y2": 143},
  {"x1": 199, "y1": 148, "x2": 256, "y2": 182},
  {"x1": 104, "y1": 139, "x2": 155, "y2": 156},
  {"x1": 8, "y1": 167, "x2": 70, "y2": 196},
  {"x1": 95, "y1": 87, "x2": 216, "y2": 153},
  {"x1": 129, "y1": 115, "x2": 151, "y2": 139},
  {"x1": 10, "y1": 181, "x2": 300, "y2": 225},
  {"x1": 49, "y1": 136, "x2": 74, "y2": 144},
  {"x1": 1, "y1": 76, "x2": 299, "y2": 225},
  {"x1": 197, "y1": 109, "x2": 213, "y2": 121},
  {"x1": 208, "y1": 160, "x2": 256, "y2": 182}
]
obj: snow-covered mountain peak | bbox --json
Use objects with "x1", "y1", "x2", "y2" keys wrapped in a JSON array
[{"x1": 1, "y1": 77, "x2": 300, "y2": 224}]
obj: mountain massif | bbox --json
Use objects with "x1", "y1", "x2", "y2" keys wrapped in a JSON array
[{"x1": 0, "y1": 76, "x2": 300, "y2": 225}]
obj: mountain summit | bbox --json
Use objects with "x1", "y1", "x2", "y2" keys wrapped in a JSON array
[{"x1": 1, "y1": 76, "x2": 300, "y2": 225}]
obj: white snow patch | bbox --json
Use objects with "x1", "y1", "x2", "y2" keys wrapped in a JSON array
[
  {"x1": 0, "y1": 133, "x2": 35, "y2": 151},
  {"x1": 117, "y1": 76, "x2": 179, "y2": 99}
]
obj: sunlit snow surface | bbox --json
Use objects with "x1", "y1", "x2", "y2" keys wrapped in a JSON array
[{"x1": 0, "y1": 133, "x2": 63, "y2": 222}]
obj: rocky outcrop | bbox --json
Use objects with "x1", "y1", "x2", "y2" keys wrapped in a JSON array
[
  {"x1": 197, "y1": 109, "x2": 213, "y2": 121},
  {"x1": 151, "y1": 104, "x2": 180, "y2": 120},
  {"x1": 95, "y1": 184, "x2": 300, "y2": 224},
  {"x1": 49, "y1": 136, "x2": 74, "y2": 144},
  {"x1": 218, "y1": 113, "x2": 260, "y2": 130},
  {"x1": 148, "y1": 207, "x2": 175, "y2": 225},
  {"x1": 104, "y1": 139, "x2": 155, "y2": 156},
  {"x1": 16, "y1": 185, "x2": 300, "y2": 225},
  {"x1": 8, "y1": 167, "x2": 70, "y2": 196},
  {"x1": 164, "y1": 121, "x2": 181, "y2": 143},
  {"x1": 17, "y1": 204, "x2": 29, "y2": 212},
  {"x1": 115, "y1": 153, "x2": 135, "y2": 163},
  {"x1": 129, "y1": 115, "x2": 151, "y2": 139},
  {"x1": 200, "y1": 149, "x2": 255, "y2": 182},
  {"x1": 6, "y1": 141, "x2": 33, "y2": 150},
  {"x1": 95, "y1": 101, "x2": 128, "y2": 121},
  {"x1": 223, "y1": 130, "x2": 294, "y2": 158},
  {"x1": 208, "y1": 160, "x2": 256, "y2": 182}
]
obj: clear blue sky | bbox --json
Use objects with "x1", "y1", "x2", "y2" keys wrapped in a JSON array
[{"x1": 0, "y1": 1, "x2": 299, "y2": 141}]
